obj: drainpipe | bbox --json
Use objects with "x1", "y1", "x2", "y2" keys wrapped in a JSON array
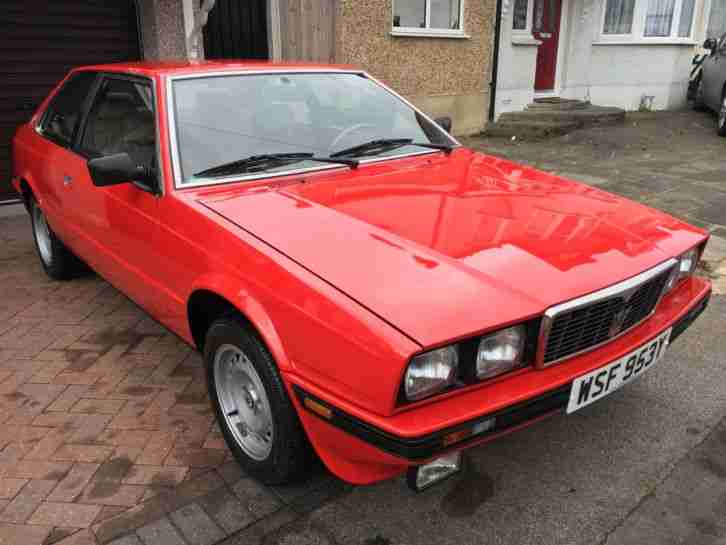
[{"x1": 488, "y1": 0, "x2": 504, "y2": 123}]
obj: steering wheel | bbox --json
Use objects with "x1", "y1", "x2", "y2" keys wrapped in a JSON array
[{"x1": 329, "y1": 123, "x2": 377, "y2": 153}]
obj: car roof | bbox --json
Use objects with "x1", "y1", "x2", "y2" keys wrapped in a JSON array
[{"x1": 72, "y1": 60, "x2": 360, "y2": 78}]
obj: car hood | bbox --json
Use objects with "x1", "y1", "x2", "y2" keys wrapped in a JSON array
[{"x1": 199, "y1": 149, "x2": 705, "y2": 347}]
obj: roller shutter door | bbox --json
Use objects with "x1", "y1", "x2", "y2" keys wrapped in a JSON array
[{"x1": 0, "y1": 1, "x2": 141, "y2": 201}]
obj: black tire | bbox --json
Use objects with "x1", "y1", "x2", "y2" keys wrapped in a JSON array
[
  {"x1": 692, "y1": 75, "x2": 708, "y2": 112},
  {"x1": 29, "y1": 197, "x2": 87, "y2": 281},
  {"x1": 718, "y1": 90, "x2": 726, "y2": 137},
  {"x1": 204, "y1": 315, "x2": 311, "y2": 484}
]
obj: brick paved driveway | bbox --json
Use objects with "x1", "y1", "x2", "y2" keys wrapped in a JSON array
[
  {"x1": 0, "y1": 212, "x2": 345, "y2": 545},
  {"x1": 1, "y1": 110, "x2": 725, "y2": 545}
]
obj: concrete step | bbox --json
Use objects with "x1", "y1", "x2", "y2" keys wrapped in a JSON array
[
  {"x1": 486, "y1": 103, "x2": 626, "y2": 139},
  {"x1": 499, "y1": 105, "x2": 626, "y2": 125},
  {"x1": 484, "y1": 119, "x2": 581, "y2": 139},
  {"x1": 527, "y1": 98, "x2": 590, "y2": 111}
]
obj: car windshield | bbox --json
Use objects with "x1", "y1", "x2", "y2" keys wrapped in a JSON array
[{"x1": 171, "y1": 72, "x2": 455, "y2": 184}]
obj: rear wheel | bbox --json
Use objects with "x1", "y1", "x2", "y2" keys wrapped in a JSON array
[
  {"x1": 718, "y1": 92, "x2": 726, "y2": 137},
  {"x1": 30, "y1": 198, "x2": 86, "y2": 280},
  {"x1": 205, "y1": 315, "x2": 311, "y2": 484},
  {"x1": 692, "y1": 75, "x2": 707, "y2": 111}
]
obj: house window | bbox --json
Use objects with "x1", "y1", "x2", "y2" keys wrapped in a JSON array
[
  {"x1": 512, "y1": 0, "x2": 530, "y2": 30},
  {"x1": 392, "y1": 0, "x2": 466, "y2": 37},
  {"x1": 603, "y1": 0, "x2": 635, "y2": 34},
  {"x1": 599, "y1": 0, "x2": 696, "y2": 41},
  {"x1": 644, "y1": 0, "x2": 676, "y2": 36}
]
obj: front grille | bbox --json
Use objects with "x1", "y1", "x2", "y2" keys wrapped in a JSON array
[{"x1": 542, "y1": 266, "x2": 673, "y2": 365}]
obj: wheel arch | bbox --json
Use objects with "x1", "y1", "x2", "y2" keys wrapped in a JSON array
[
  {"x1": 18, "y1": 177, "x2": 37, "y2": 212},
  {"x1": 186, "y1": 279, "x2": 292, "y2": 372}
]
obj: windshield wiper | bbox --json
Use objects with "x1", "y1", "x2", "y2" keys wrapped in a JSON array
[
  {"x1": 330, "y1": 138, "x2": 413, "y2": 159},
  {"x1": 193, "y1": 153, "x2": 358, "y2": 178},
  {"x1": 330, "y1": 138, "x2": 455, "y2": 159}
]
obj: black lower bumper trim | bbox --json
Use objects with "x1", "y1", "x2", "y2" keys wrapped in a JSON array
[
  {"x1": 294, "y1": 384, "x2": 571, "y2": 461},
  {"x1": 294, "y1": 291, "x2": 710, "y2": 462}
]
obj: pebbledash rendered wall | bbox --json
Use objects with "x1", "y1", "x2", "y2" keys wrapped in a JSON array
[
  {"x1": 333, "y1": 0, "x2": 497, "y2": 135},
  {"x1": 137, "y1": 0, "x2": 187, "y2": 60}
]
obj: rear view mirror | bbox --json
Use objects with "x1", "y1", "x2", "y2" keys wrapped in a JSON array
[
  {"x1": 435, "y1": 116, "x2": 453, "y2": 134},
  {"x1": 88, "y1": 153, "x2": 149, "y2": 188},
  {"x1": 704, "y1": 38, "x2": 718, "y2": 51}
]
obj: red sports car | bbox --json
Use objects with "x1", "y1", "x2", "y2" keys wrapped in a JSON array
[{"x1": 11, "y1": 62, "x2": 711, "y2": 491}]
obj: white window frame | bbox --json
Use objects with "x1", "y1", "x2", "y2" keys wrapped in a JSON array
[
  {"x1": 390, "y1": 0, "x2": 469, "y2": 38},
  {"x1": 511, "y1": 0, "x2": 535, "y2": 35},
  {"x1": 596, "y1": 0, "x2": 700, "y2": 44}
]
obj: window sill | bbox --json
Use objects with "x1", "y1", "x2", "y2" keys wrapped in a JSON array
[
  {"x1": 593, "y1": 38, "x2": 697, "y2": 46},
  {"x1": 390, "y1": 29, "x2": 470, "y2": 39},
  {"x1": 511, "y1": 35, "x2": 542, "y2": 46}
]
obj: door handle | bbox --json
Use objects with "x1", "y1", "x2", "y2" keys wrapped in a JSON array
[{"x1": 63, "y1": 175, "x2": 73, "y2": 186}]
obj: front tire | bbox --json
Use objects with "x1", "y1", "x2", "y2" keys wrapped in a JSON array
[
  {"x1": 205, "y1": 315, "x2": 311, "y2": 484},
  {"x1": 30, "y1": 198, "x2": 86, "y2": 280}
]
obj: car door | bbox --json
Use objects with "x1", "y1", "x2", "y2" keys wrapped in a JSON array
[
  {"x1": 69, "y1": 73, "x2": 163, "y2": 315},
  {"x1": 703, "y1": 34, "x2": 726, "y2": 110},
  {"x1": 33, "y1": 71, "x2": 99, "y2": 247}
]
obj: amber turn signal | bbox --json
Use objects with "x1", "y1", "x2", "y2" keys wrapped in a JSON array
[{"x1": 303, "y1": 396, "x2": 333, "y2": 419}]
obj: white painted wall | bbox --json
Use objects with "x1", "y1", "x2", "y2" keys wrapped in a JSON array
[
  {"x1": 494, "y1": 0, "x2": 541, "y2": 118},
  {"x1": 494, "y1": 0, "x2": 703, "y2": 119}
]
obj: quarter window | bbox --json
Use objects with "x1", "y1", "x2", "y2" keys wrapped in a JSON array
[{"x1": 40, "y1": 72, "x2": 97, "y2": 147}]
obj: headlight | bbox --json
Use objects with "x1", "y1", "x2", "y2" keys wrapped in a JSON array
[
  {"x1": 665, "y1": 245, "x2": 702, "y2": 293},
  {"x1": 404, "y1": 346, "x2": 458, "y2": 401},
  {"x1": 678, "y1": 247, "x2": 699, "y2": 277},
  {"x1": 476, "y1": 325, "x2": 526, "y2": 380}
]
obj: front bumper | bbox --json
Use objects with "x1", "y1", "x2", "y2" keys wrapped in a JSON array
[{"x1": 288, "y1": 277, "x2": 711, "y2": 484}]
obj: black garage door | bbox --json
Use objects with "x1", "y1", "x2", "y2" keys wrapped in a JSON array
[
  {"x1": 203, "y1": 0, "x2": 269, "y2": 60},
  {"x1": 0, "y1": 1, "x2": 141, "y2": 201}
]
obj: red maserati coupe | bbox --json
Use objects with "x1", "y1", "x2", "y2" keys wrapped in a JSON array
[{"x1": 11, "y1": 62, "x2": 711, "y2": 491}]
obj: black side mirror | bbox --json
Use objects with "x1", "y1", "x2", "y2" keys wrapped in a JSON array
[
  {"x1": 88, "y1": 153, "x2": 151, "y2": 189},
  {"x1": 704, "y1": 38, "x2": 718, "y2": 51},
  {"x1": 435, "y1": 116, "x2": 453, "y2": 134}
]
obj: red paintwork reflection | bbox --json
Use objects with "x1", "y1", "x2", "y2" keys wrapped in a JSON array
[{"x1": 204, "y1": 148, "x2": 705, "y2": 346}]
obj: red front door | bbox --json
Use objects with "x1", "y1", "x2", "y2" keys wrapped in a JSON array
[{"x1": 532, "y1": 0, "x2": 562, "y2": 91}]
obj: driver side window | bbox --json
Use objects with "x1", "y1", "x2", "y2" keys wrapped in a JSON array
[{"x1": 81, "y1": 77, "x2": 156, "y2": 171}]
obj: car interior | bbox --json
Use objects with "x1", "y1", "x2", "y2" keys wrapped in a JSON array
[{"x1": 82, "y1": 82, "x2": 156, "y2": 171}]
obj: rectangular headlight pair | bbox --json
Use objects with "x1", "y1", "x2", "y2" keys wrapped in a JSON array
[{"x1": 402, "y1": 323, "x2": 535, "y2": 403}]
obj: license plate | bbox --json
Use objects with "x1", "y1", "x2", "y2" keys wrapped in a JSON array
[{"x1": 566, "y1": 328, "x2": 671, "y2": 414}]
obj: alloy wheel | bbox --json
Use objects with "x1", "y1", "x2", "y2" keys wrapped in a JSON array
[
  {"x1": 213, "y1": 344, "x2": 274, "y2": 461},
  {"x1": 32, "y1": 204, "x2": 53, "y2": 266}
]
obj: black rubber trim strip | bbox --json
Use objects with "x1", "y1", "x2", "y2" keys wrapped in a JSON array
[
  {"x1": 294, "y1": 383, "x2": 571, "y2": 461},
  {"x1": 294, "y1": 291, "x2": 710, "y2": 461}
]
